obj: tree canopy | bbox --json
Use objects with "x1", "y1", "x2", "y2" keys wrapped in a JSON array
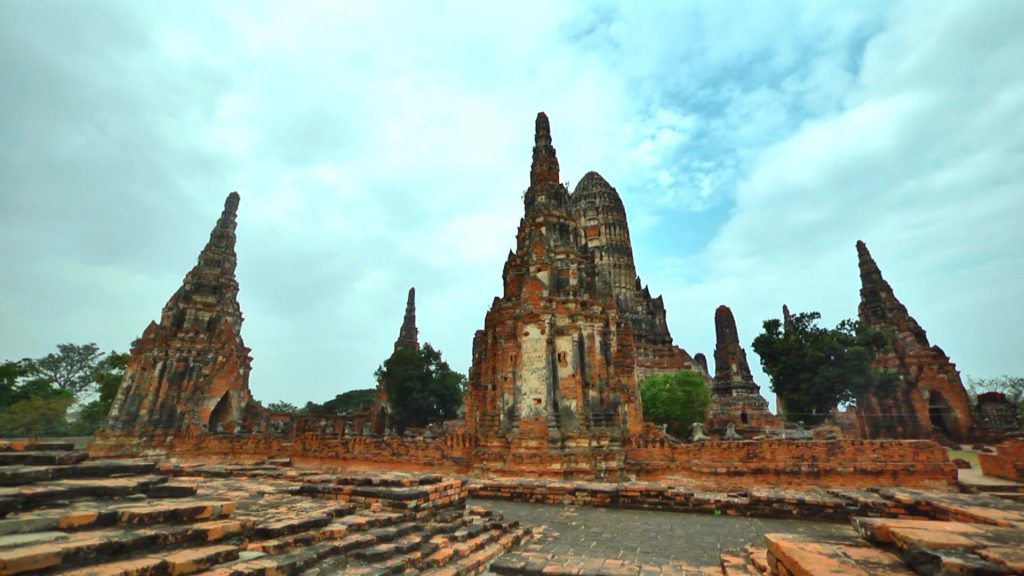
[
  {"x1": 301, "y1": 389, "x2": 377, "y2": 415},
  {"x1": 0, "y1": 344, "x2": 126, "y2": 437},
  {"x1": 375, "y1": 343, "x2": 464, "y2": 432},
  {"x1": 751, "y1": 311, "x2": 897, "y2": 425},
  {"x1": 639, "y1": 370, "x2": 711, "y2": 438}
]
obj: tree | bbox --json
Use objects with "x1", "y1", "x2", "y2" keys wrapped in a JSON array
[
  {"x1": 375, "y1": 343, "x2": 464, "y2": 432},
  {"x1": 752, "y1": 311, "x2": 897, "y2": 425},
  {"x1": 73, "y1": 352, "x2": 129, "y2": 435},
  {"x1": 0, "y1": 396, "x2": 74, "y2": 437},
  {"x1": 25, "y1": 343, "x2": 104, "y2": 398},
  {"x1": 639, "y1": 370, "x2": 711, "y2": 438},
  {"x1": 302, "y1": 389, "x2": 377, "y2": 414},
  {"x1": 1, "y1": 346, "x2": 126, "y2": 437},
  {"x1": 0, "y1": 360, "x2": 31, "y2": 406},
  {"x1": 267, "y1": 401, "x2": 300, "y2": 413},
  {"x1": 0, "y1": 359, "x2": 73, "y2": 437}
]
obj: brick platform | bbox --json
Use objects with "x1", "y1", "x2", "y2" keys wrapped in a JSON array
[{"x1": 0, "y1": 443, "x2": 530, "y2": 576}]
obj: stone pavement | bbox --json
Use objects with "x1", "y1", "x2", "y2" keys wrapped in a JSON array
[{"x1": 478, "y1": 500, "x2": 852, "y2": 572}]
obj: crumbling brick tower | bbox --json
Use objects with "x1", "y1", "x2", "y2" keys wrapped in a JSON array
[
  {"x1": 706, "y1": 305, "x2": 778, "y2": 435},
  {"x1": 855, "y1": 240, "x2": 974, "y2": 441},
  {"x1": 569, "y1": 172, "x2": 701, "y2": 383},
  {"x1": 103, "y1": 192, "x2": 255, "y2": 436},
  {"x1": 464, "y1": 113, "x2": 642, "y2": 477}
]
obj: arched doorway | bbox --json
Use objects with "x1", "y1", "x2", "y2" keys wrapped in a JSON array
[
  {"x1": 208, "y1": 392, "x2": 235, "y2": 433},
  {"x1": 927, "y1": 391, "x2": 956, "y2": 437}
]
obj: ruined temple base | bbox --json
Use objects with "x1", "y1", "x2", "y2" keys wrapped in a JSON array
[
  {"x1": 91, "y1": 431, "x2": 957, "y2": 489},
  {"x1": 9, "y1": 439, "x2": 1023, "y2": 575}
]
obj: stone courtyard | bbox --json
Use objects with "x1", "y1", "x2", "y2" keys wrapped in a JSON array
[
  {"x1": 478, "y1": 500, "x2": 851, "y2": 571},
  {"x1": 3, "y1": 440, "x2": 1024, "y2": 575}
]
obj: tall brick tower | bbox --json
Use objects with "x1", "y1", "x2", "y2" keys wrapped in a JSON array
[
  {"x1": 104, "y1": 193, "x2": 254, "y2": 436},
  {"x1": 464, "y1": 113, "x2": 642, "y2": 477}
]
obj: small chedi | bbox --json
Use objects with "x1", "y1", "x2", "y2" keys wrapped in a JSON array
[
  {"x1": 101, "y1": 193, "x2": 257, "y2": 437},
  {"x1": 706, "y1": 305, "x2": 779, "y2": 435},
  {"x1": 394, "y1": 287, "x2": 419, "y2": 353},
  {"x1": 372, "y1": 286, "x2": 419, "y2": 418},
  {"x1": 854, "y1": 240, "x2": 974, "y2": 441}
]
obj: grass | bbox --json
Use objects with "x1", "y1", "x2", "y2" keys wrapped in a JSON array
[{"x1": 947, "y1": 448, "x2": 981, "y2": 468}]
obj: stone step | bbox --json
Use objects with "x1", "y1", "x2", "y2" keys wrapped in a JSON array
[
  {"x1": 351, "y1": 533, "x2": 431, "y2": 562},
  {"x1": 56, "y1": 556, "x2": 168, "y2": 576},
  {"x1": 0, "y1": 460, "x2": 158, "y2": 486},
  {"x1": 764, "y1": 532, "x2": 916, "y2": 576},
  {"x1": 349, "y1": 521, "x2": 524, "y2": 576},
  {"x1": 156, "y1": 544, "x2": 242, "y2": 575},
  {"x1": 54, "y1": 544, "x2": 243, "y2": 576},
  {"x1": 0, "y1": 441, "x2": 76, "y2": 453},
  {"x1": 719, "y1": 551, "x2": 760, "y2": 576},
  {"x1": 0, "y1": 500, "x2": 236, "y2": 536},
  {"x1": 424, "y1": 527, "x2": 530, "y2": 576},
  {"x1": 0, "y1": 451, "x2": 90, "y2": 467},
  {"x1": 197, "y1": 537, "x2": 376, "y2": 576},
  {"x1": 0, "y1": 476, "x2": 171, "y2": 517},
  {"x1": 223, "y1": 511, "x2": 479, "y2": 575},
  {"x1": 252, "y1": 514, "x2": 332, "y2": 540},
  {"x1": 853, "y1": 516, "x2": 1024, "y2": 574},
  {"x1": 0, "y1": 524, "x2": 212, "y2": 575}
]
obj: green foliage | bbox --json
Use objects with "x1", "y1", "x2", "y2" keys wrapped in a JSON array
[
  {"x1": 0, "y1": 395, "x2": 74, "y2": 437},
  {"x1": 639, "y1": 370, "x2": 711, "y2": 438},
  {"x1": 25, "y1": 343, "x2": 104, "y2": 397},
  {"x1": 302, "y1": 389, "x2": 377, "y2": 414},
  {"x1": 752, "y1": 311, "x2": 897, "y2": 425},
  {"x1": 375, "y1": 343, "x2": 464, "y2": 431},
  {"x1": 267, "y1": 401, "x2": 300, "y2": 413},
  {"x1": 1, "y1": 345, "x2": 126, "y2": 437},
  {"x1": 72, "y1": 352, "x2": 129, "y2": 435}
]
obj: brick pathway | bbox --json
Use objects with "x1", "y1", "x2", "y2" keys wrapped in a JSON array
[{"x1": 476, "y1": 499, "x2": 854, "y2": 568}]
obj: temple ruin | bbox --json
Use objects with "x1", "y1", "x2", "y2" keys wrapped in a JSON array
[
  {"x1": 854, "y1": 240, "x2": 975, "y2": 441},
  {"x1": 91, "y1": 114, "x2": 964, "y2": 490},
  {"x1": 101, "y1": 192, "x2": 257, "y2": 437},
  {"x1": 463, "y1": 113, "x2": 643, "y2": 477}
]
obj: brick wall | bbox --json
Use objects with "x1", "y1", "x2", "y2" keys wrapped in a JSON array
[{"x1": 978, "y1": 439, "x2": 1024, "y2": 482}]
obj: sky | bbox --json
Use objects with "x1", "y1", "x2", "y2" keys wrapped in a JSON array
[{"x1": 2, "y1": 0, "x2": 1022, "y2": 408}]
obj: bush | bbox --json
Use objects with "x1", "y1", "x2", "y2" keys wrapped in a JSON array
[{"x1": 640, "y1": 370, "x2": 711, "y2": 438}]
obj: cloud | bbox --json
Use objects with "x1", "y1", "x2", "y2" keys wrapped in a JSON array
[
  {"x1": 658, "y1": 0, "x2": 1024, "y2": 393},
  {"x1": 1, "y1": 0, "x2": 1020, "y2": 410}
]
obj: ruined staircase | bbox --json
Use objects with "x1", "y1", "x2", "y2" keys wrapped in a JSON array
[{"x1": 0, "y1": 441, "x2": 531, "y2": 576}]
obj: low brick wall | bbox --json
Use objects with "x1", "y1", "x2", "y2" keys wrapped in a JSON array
[
  {"x1": 978, "y1": 439, "x2": 1024, "y2": 482},
  {"x1": 91, "y1": 431, "x2": 955, "y2": 488},
  {"x1": 627, "y1": 439, "x2": 956, "y2": 488},
  {"x1": 90, "y1": 430, "x2": 476, "y2": 474}
]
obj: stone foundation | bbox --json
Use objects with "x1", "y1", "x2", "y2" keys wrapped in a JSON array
[{"x1": 90, "y1": 430, "x2": 955, "y2": 489}]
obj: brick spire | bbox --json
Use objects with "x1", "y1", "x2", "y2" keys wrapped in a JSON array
[
  {"x1": 530, "y1": 112, "x2": 560, "y2": 188},
  {"x1": 106, "y1": 192, "x2": 253, "y2": 433},
  {"x1": 856, "y1": 240, "x2": 928, "y2": 348},
  {"x1": 712, "y1": 305, "x2": 756, "y2": 391},
  {"x1": 394, "y1": 287, "x2": 419, "y2": 353}
]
